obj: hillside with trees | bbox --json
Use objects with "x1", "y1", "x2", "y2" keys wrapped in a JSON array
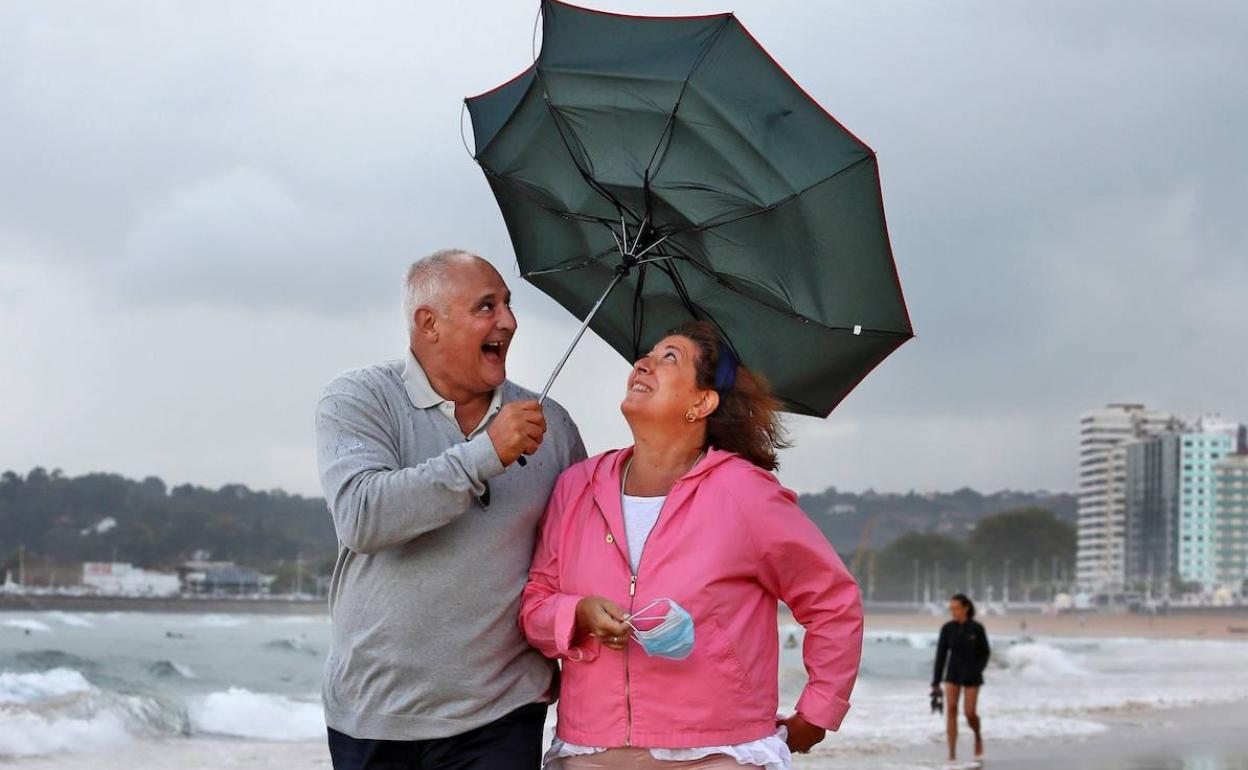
[
  {"x1": 2, "y1": 467, "x2": 1075, "y2": 600},
  {"x1": 798, "y1": 486, "x2": 1076, "y2": 553},
  {"x1": 0, "y1": 468, "x2": 337, "y2": 586}
]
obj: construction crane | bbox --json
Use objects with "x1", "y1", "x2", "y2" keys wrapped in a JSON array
[{"x1": 850, "y1": 513, "x2": 876, "y2": 576}]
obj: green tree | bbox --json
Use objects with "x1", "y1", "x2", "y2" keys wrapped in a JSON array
[
  {"x1": 873, "y1": 532, "x2": 968, "y2": 601},
  {"x1": 967, "y1": 507, "x2": 1074, "y2": 598}
]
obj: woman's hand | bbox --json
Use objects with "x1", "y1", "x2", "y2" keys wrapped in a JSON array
[
  {"x1": 777, "y1": 712, "x2": 826, "y2": 754},
  {"x1": 575, "y1": 596, "x2": 631, "y2": 651}
]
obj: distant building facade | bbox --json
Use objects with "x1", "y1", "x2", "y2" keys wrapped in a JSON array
[
  {"x1": 81, "y1": 562, "x2": 180, "y2": 596},
  {"x1": 1076, "y1": 403, "x2": 1179, "y2": 593},
  {"x1": 177, "y1": 560, "x2": 271, "y2": 595},
  {"x1": 1115, "y1": 414, "x2": 1245, "y2": 594},
  {"x1": 1215, "y1": 454, "x2": 1248, "y2": 589},
  {"x1": 1124, "y1": 434, "x2": 1180, "y2": 595},
  {"x1": 1175, "y1": 426, "x2": 1237, "y2": 587}
]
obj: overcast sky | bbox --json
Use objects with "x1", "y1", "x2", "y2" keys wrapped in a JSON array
[{"x1": 1, "y1": 1, "x2": 1245, "y2": 498}]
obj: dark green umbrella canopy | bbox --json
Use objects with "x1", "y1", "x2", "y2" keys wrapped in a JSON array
[{"x1": 466, "y1": 0, "x2": 912, "y2": 417}]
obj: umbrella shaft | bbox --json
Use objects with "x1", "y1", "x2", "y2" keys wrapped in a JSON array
[{"x1": 538, "y1": 271, "x2": 625, "y2": 405}]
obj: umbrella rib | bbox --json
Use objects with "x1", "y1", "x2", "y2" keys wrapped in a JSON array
[
  {"x1": 481, "y1": 170, "x2": 619, "y2": 228},
  {"x1": 631, "y1": 263, "x2": 647, "y2": 359},
  {"x1": 522, "y1": 242, "x2": 620, "y2": 277},
  {"x1": 651, "y1": 257, "x2": 701, "y2": 322},
  {"x1": 641, "y1": 17, "x2": 734, "y2": 222},
  {"x1": 663, "y1": 238, "x2": 909, "y2": 339},
  {"x1": 666, "y1": 154, "x2": 876, "y2": 238},
  {"x1": 533, "y1": 69, "x2": 643, "y2": 225},
  {"x1": 651, "y1": 259, "x2": 747, "y2": 372}
]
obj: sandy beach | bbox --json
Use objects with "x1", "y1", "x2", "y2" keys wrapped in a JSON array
[{"x1": 865, "y1": 609, "x2": 1248, "y2": 642}]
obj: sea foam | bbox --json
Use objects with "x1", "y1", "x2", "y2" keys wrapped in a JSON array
[{"x1": 187, "y1": 688, "x2": 323, "y2": 741}]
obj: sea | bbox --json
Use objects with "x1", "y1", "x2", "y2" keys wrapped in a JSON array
[{"x1": 3, "y1": 611, "x2": 1248, "y2": 767}]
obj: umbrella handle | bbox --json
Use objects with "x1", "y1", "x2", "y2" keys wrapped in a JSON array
[
  {"x1": 537, "y1": 270, "x2": 625, "y2": 404},
  {"x1": 517, "y1": 270, "x2": 626, "y2": 467}
]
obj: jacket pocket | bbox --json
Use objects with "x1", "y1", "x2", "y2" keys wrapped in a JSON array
[{"x1": 702, "y1": 616, "x2": 751, "y2": 695}]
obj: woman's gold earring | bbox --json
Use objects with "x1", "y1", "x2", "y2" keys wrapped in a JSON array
[{"x1": 685, "y1": 410, "x2": 697, "y2": 423}]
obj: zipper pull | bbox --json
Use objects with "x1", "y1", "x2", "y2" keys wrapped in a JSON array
[{"x1": 629, "y1": 575, "x2": 637, "y2": 596}]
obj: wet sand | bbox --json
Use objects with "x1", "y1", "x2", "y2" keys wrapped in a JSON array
[
  {"x1": 13, "y1": 702, "x2": 1248, "y2": 770},
  {"x1": 8, "y1": 702, "x2": 1248, "y2": 770},
  {"x1": 950, "y1": 701, "x2": 1248, "y2": 770}
]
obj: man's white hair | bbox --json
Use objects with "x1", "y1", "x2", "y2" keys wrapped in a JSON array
[{"x1": 402, "y1": 249, "x2": 482, "y2": 332}]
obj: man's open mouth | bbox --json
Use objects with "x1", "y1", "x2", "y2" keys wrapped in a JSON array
[{"x1": 482, "y1": 341, "x2": 506, "y2": 362}]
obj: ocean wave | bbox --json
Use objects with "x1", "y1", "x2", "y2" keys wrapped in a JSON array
[
  {"x1": 179, "y1": 614, "x2": 249, "y2": 629},
  {"x1": 786, "y1": 625, "x2": 938, "y2": 650},
  {"x1": 187, "y1": 688, "x2": 323, "y2": 740},
  {"x1": 999, "y1": 642, "x2": 1089, "y2": 679},
  {"x1": 0, "y1": 668, "x2": 93, "y2": 705},
  {"x1": 15, "y1": 649, "x2": 99, "y2": 673},
  {"x1": 2, "y1": 619, "x2": 52, "y2": 633},
  {"x1": 46, "y1": 611, "x2": 96, "y2": 628},
  {"x1": 0, "y1": 705, "x2": 135, "y2": 757},
  {"x1": 147, "y1": 660, "x2": 196, "y2": 679},
  {"x1": 865, "y1": 631, "x2": 936, "y2": 649},
  {"x1": 263, "y1": 637, "x2": 319, "y2": 655},
  {"x1": 263, "y1": 615, "x2": 326, "y2": 626},
  {"x1": 0, "y1": 668, "x2": 189, "y2": 758}
]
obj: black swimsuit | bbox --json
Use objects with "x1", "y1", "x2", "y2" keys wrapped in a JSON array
[{"x1": 932, "y1": 619, "x2": 990, "y2": 687}]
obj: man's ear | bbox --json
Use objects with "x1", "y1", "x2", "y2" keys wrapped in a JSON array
[
  {"x1": 413, "y1": 307, "x2": 439, "y2": 342},
  {"x1": 696, "y1": 389, "x2": 720, "y2": 419}
]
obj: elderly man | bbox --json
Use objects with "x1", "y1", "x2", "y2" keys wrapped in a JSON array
[{"x1": 316, "y1": 249, "x2": 586, "y2": 770}]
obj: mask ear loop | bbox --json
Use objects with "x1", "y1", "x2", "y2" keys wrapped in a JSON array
[{"x1": 625, "y1": 598, "x2": 671, "y2": 625}]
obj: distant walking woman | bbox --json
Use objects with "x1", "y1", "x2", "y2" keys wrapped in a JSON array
[{"x1": 931, "y1": 594, "x2": 990, "y2": 761}]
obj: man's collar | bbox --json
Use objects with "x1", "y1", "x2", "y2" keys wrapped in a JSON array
[
  {"x1": 401, "y1": 348, "x2": 445, "y2": 409},
  {"x1": 401, "y1": 349, "x2": 505, "y2": 423}
]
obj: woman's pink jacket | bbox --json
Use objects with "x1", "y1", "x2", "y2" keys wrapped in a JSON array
[{"x1": 520, "y1": 447, "x2": 863, "y2": 749}]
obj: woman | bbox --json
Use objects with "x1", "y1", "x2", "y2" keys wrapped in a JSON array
[
  {"x1": 931, "y1": 593, "x2": 990, "y2": 761},
  {"x1": 521, "y1": 321, "x2": 863, "y2": 769}
]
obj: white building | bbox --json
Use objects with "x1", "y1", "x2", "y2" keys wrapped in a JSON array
[
  {"x1": 81, "y1": 562, "x2": 181, "y2": 596},
  {"x1": 1076, "y1": 403, "x2": 1179, "y2": 594}
]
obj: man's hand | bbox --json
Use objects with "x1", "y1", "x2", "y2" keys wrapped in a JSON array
[
  {"x1": 487, "y1": 400, "x2": 546, "y2": 466},
  {"x1": 575, "y1": 596, "x2": 630, "y2": 651},
  {"x1": 777, "y1": 712, "x2": 826, "y2": 754}
]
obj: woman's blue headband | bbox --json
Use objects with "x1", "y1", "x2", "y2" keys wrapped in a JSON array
[{"x1": 714, "y1": 343, "x2": 738, "y2": 394}]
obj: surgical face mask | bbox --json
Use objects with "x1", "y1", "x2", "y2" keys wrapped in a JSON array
[{"x1": 626, "y1": 598, "x2": 695, "y2": 660}]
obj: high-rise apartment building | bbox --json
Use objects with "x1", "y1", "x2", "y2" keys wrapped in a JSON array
[
  {"x1": 1076, "y1": 404, "x2": 1179, "y2": 593},
  {"x1": 1124, "y1": 427, "x2": 1237, "y2": 591},
  {"x1": 1177, "y1": 419, "x2": 1241, "y2": 588},
  {"x1": 1214, "y1": 454, "x2": 1248, "y2": 589},
  {"x1": 1124, "y1": 434, "x2": 1180, "y2": 595}
]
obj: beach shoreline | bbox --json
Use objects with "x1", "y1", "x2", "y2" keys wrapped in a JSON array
[
  {"x1": 7, "y1": 595, "x2": 1248, "y2": 640},
  {"x1": 4, "y1": 607, "x2": 1248, "y2": 768},
  {"x1": 864, "y1": 608, "x2": 1248, "y2": 642},
  {"x1": 8, "y1": 699, "x2": 1247, "y2": 770},
  {"x1": 0, "y1": 593, "x2": 325, "y2": 615}
]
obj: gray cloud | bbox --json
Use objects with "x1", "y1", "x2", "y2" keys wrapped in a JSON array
[{"x1": 1, "y1": 0, "x2": 1246, "y2": 496}]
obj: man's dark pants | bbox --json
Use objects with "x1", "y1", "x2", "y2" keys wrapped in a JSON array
[{"x1": 327, "y1": 702, "x2": 548, "y2": 770}]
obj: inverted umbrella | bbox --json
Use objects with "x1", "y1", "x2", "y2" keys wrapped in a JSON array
[{"x1": 465, "y1": 0, "x2": 912, "y2": 418}]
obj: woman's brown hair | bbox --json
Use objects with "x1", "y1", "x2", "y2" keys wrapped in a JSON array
[{"x1": 666, "y1": 320, "x2": 791, "y2": 471}]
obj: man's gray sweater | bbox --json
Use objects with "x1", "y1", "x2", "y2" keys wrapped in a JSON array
[{"x1": 315, "y1": 350, "x2": 585, "y2": 740}]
